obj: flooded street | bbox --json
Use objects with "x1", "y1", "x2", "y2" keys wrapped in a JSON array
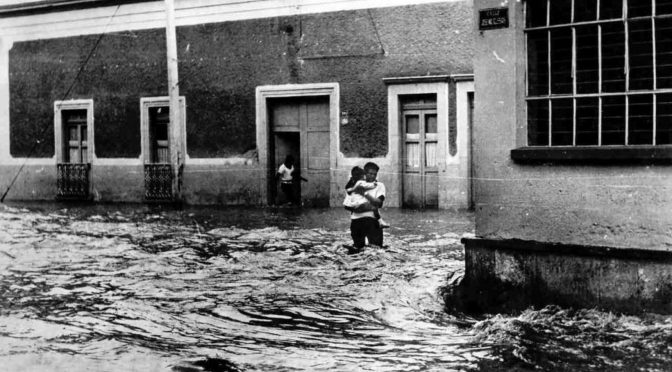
[{"x1": 1, "y1": 203, "x2": 672, "y2": 372}]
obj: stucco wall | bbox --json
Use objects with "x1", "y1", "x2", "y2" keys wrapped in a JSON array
[
  {"x1": 8, "y1": 2, "x2": 473, "y2": 160},
  {"x1": 0, "y1": 1, "x2": 474, "y2": 205},
  {"x1": 9, "y1": 31, "x2": 166, "y2": 158},
  {"x1": 0, "y1": 164, "x2": 56, "y2": 201},
  {"x1": 473, "y1": 0, "x2": 672, "y2": 250}
]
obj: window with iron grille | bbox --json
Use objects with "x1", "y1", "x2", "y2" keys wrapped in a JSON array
[
  {"x1": 63, "y1": 109, "x2": 88, "y2": 163},
  {"x1": 525, "y1": 0, "x2": 672, "y2": 147},
  {"x1": 149, "y1": 106, "x2": 170, "y2": 163},
  {"x1": 54, "y1": 99, "x2": 93, "y2": 199}
]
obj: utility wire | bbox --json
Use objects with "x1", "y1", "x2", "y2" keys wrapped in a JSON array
[{"x1": 1, "y1": 5, "x2": 121, "y2": 203}]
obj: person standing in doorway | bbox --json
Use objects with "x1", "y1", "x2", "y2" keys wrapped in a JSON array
[
  {"x1": 348, "y1": 162, "x2": 386, "y2": 251},
  {"x1": 277, "y1": 155, "x2": 307, "y2": 205}
]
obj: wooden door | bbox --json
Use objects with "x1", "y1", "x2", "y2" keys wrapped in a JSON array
[
  {"x1": 269, "y1": 96, "x2": 330, "y2": 207},
  {"x1": 402, "y1": 96, "x2": 438, "y2": 208},
  {"x1": 63, "y1": 109, "x2": 88, "y2": 164},
  {"x1": 302, "y1": 97, "x2": 330, "y2": 207}
]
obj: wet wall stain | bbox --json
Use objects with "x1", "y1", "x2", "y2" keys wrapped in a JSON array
[{"x1": 8, "y1": 2, "x2": 473, "y2": 159}]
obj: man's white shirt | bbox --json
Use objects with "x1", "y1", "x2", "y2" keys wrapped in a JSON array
[{"x1": 350, "y1": 182, "x2": 386, "y2": 220}]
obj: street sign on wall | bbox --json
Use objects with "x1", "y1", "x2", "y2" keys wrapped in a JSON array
[{"x1": 479, "y1": 7, "x2": 509, "y2": 30}]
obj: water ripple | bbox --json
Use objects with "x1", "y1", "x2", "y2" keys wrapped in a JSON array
[{"x1": 1, "y1": 203, "x2": 672, "y2": 371}]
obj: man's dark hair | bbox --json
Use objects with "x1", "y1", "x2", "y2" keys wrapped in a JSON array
[{"x1": 363, "y1": 162, "x2": 379, "y2": 172}]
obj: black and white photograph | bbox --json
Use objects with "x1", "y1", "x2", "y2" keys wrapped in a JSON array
[{"x1": 1, "y1": 0, "x2": 671, "y2": 370}]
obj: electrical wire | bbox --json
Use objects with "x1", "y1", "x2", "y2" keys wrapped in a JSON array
[{"x1": 1, "y1": 5, "x2": 121, "y2": 202}]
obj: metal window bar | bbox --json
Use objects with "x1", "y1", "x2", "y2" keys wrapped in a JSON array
[
  {"x1": 548, "y1": 27, "x2": 552, "y2": 145},
  {"x1": 526, "y1": 0, "x2": 669, "y2": 147},
  {"x1": 624, "y1": 0, "x2": 629, "y2": 145},
  {"x1": 599, "y1": 18, "x2": 603, "y2": 145},
  {"x1": 547, "y1": 0, "x2": 552, "y2": 146},
  {"x1": 524, "y1": 13, "x2": 672, "y2": 31},
  {"x1": 144, "y1": 163, "x2": 173, "y2": 201},
  {"x1": 57, "y1": 163, "x2": 90, "y2": 199},
  {"x1": 526, "y1": 88, "x2": 672, "y2": 99},
  {"x1": 572, "y1": 8, "x2": 577, "y2": 145},
  {"x1": 653, "y1": 0, "x2": 658, "y2": 144}
]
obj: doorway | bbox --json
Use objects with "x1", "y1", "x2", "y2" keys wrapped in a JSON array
[
  {"x1": 401, "y1": 94, "x2": 438, "y2": 208},
  {"x1": 140, "y1": 97, "x2": 186, "y2": 201},
  {"x1": 272, "y1": 131, "x2": 300, "y2": 204},
  {"x1": 268, "y1": 96, "x2": 330, "y2": 207}
]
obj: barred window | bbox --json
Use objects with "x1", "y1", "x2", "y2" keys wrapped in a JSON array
[{"x1": 525, "y1": 0, "x2": 672, "y2": 147}]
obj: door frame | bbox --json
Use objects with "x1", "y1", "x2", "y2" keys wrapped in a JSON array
[
  {"x1": 140, "y1": 96, "x2": 186, "y2": 164},
  {"x1": 54, "y1": 99, "x2": 95, "y2": 165},
  {"x1": 455, "y1": 79, "x2": 475, "y2": 210},
  {"x1": 256, "y1": 83, "x2": 340, "y2": 206},
  {"x1": 401, "y1": 105, "x2": 439, "y2": 208},
  {"x1": 386, "y1": 80, "x2": 449, "y2": 208}
]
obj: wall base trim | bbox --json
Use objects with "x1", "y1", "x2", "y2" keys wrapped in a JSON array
[
  {"x1": 451, "y1": 238, "x2": 672, "y2": 315},
  {"x1": 461, "y1": 237, "x2": 672, "y2": 261}
]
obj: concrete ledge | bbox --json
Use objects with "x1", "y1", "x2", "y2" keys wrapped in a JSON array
[
  {"x1": 510, "y1": 145, "x2": 672, "y2": 165},
  {"x1": 462, "y1": 237, "x2": 672, "y2": 261},
  {"x1": 453, "y1": 238, "x2": 672, "y2": 314}
]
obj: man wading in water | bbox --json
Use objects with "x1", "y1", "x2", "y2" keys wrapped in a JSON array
[{"x1": 346, "y1": 162, "x2": 386, "y2": 253}]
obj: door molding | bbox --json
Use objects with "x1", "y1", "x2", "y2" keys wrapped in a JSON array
[
  {"x1": 386, "y1": 81, "x2": 449, "y2": 208},
  {"x1": 140, "y1": 96, "x2": 186, "y2": 164},
  {"x1": 54, "y1": 99, "x2": 94, "y2": 164},
  {"x1": 256, "y1": 83, "x2": 340, "y2": 205},
  {"x1": 455, "y1": 80, "x2": 475, "y2": 209}
]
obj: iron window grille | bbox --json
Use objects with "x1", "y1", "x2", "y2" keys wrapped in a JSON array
[
  {"x1": 144, "y1": 163, "x2": 173, "y2": 201},
  {"x1": 525, "y1": 0, "x2": 672, "y2": 147},
  {"x1": 57, "y1": 163, "x2": 90, "y2": 199}
]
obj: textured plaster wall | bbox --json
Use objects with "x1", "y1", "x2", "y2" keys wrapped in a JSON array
[
  {"x1": 3, "y1": 2, "x2": 473, "y2": 204},
  {"x1": 8, "y1": 2, "x2": 473, "y2": 159},
  {"x1": 0, "y1": 164, "x2": 56, "y2": 201},
  {"x1": 9, "y1": 30, "x2": 167, "y2": 158},
  {"x1": 92, "y1": 164, "x2": 145, "y2": 201},
  {"x1": 182, "y1": 163, "x2": 265, "y2": 205},
  {"x1": 473, "y1": 0, "x2": 672, "y2": 250}
]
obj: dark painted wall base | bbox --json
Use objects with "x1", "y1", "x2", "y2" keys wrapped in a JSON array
[{"x1": 452, "y1": 238, "x2": 672, "y2": 314}]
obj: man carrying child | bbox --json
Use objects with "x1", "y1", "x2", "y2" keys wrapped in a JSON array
[{"x1": 344, "y1": 162, "x2": 387, "y2": 251}]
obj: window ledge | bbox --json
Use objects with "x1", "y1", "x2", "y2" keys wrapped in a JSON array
[{"x1": 511, "y1": 146, "x2": 672, "y2": 165}]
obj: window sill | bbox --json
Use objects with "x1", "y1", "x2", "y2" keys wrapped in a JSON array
[{"x1": 510, "y1": 146, "x2": 672, "y2": 165}]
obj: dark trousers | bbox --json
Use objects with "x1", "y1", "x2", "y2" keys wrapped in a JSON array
[
  {"x1": 280, "y1": 182, "x2": 295, "y2": 204},
  {"x1": 350, "y1": 217, "x2": 383, "y2": 248}
]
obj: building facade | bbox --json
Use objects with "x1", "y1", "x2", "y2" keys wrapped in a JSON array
[
  {"x1": 467, "y1": 0, "x2": 672, "y2": 313},
  {"x1": 0, "y1": 0, "x2": 474, "y2": 208}
]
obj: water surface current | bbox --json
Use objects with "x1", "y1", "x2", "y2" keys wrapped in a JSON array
[{"x1": 1, "y1": 203, "x2": 671, "y2": 371}]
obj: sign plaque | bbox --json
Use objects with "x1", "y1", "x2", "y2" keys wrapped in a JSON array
[{"x1": 479, "y1": 7, "x2": 509, "y2": 30}]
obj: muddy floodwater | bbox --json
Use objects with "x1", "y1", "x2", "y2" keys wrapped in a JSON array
[{"x1": 1, "y1": 203, "x2": 672, "y2": 372}]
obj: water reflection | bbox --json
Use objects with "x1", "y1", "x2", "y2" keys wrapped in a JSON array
[{"x1": 1, "y1": 203, "x2": 671, "y2": 372}]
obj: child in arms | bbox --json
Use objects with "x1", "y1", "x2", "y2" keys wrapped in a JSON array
[{"x1": 343, "y1": 166, "x2": 389, "y2": 228}]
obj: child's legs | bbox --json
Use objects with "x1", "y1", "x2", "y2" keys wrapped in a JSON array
[{"x1": 281, "y1": 183, "x2": 293, "y2": 203}]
